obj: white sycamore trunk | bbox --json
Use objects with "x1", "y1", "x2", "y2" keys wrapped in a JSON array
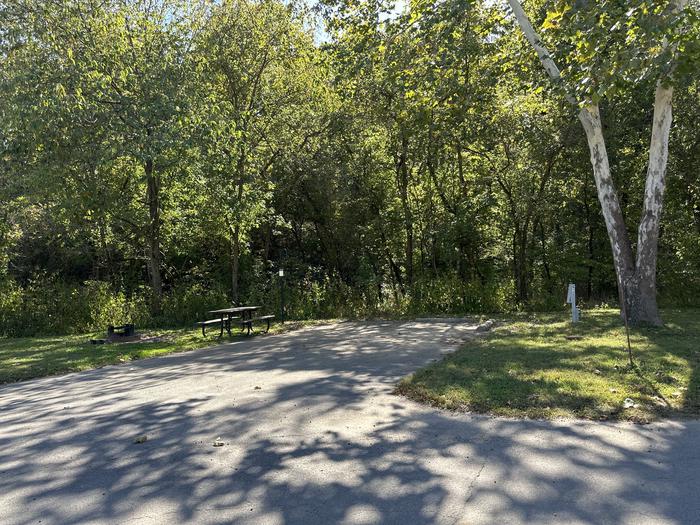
[{"x1": 505, "y1": 0, "x2": 683, "y2": 325}]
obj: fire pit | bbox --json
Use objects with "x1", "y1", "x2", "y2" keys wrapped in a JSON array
[
  {"x1": 108, "y1": 324, "x2": 135, "y2": 338},
  {"x1": 91, "y1": 323, "x2": 137, "y2": 344},
  {"x1": 90, "y1": 326, "x2": 171, "y2": 345}
]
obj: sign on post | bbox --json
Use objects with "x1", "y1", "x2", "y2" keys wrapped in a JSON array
[{"x1": 566, "y1": 283, "x2": 580, "y2": 323}]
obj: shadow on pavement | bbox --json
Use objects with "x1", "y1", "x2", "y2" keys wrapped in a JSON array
[{"x1": 0, "y1": 321, "x2": 698, "y2": 524}]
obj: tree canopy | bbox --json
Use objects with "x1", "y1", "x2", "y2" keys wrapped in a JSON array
[{"x1": 0, "y1": 0, "x2": 698, "y2": 334}]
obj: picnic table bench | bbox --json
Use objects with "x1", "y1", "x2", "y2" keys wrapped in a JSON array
[
  {"x1": 195, "y1": 316, "x2": 239, "y2": 337},
  {"x1": 238, "y1": 314, "x2": 275, "y2": 335}
]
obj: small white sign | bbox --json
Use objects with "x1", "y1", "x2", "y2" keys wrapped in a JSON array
[{"x1": 567, "y1": 283, "x2": 579, "y2": 323}]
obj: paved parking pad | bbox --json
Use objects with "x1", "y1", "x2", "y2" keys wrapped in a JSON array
[{"x1": 1, "y1": 321, "x2": 698, "y2": 525}]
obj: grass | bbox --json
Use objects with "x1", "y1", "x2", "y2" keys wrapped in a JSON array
[
  {"x1": 396, "y1": 308, "x2": 700, "y2": 422},
  {"x1": 0, "y1": 320, "x2": 325, "y2": 384}
]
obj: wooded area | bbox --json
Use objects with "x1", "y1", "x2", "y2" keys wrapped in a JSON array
[{"x1": 1, "y1": 0, "x2": 698, "y2": 335}]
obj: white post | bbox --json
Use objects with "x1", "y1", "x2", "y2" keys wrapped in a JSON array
[{"x1": 567, "y1": 283, "x2": 579, "y2": 323}]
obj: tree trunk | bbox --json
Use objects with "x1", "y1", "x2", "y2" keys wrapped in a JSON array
[
  {"x1": 145, "y1": 158, "x2": 162, "y2": 313},
  {"x1": 97, "y1": 218, "x2": 111, "y2": 282},
  {"x1": 230, "y1": 147, "x2": 246, "y2": 305},
  {"x1": 396, "y1": 136, "x2": 414, "y2": 287},
  {"x1": 512, "y1": 224, "x2": 529, "y2": 304},
  {"x1": 583, "y1": 178, "x2": 595, "y2": 300},
  {"x1": 229, "y1": 223, "x2": 241, "y2": 304},
  {"x1": 632, "y1": 83, "x2": 675, "y2": 326},
  {"x1": 379, "y1": 226, "x2": 404, "y2": 297},
  {"x1": 579, "y1": 100, "x2": 671, "y2": 326},
  {"x1": 578, "y1": 104, "x2": 636, "y2": 293},
  {"x1": 537, "y1": 220, "x2": 552, "y2": 293},
  {"x1": 263, "y1": 222, "x2": 272, "y2": 264},
  {"x1": 621, "y1": 273, "x2": 662, "y2": 326}
]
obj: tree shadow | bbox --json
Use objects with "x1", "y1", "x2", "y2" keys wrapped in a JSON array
[
  {"x1": 0, "y1": 319, "x2": 698, "y2": 524},
  {"x1": 404, "y1": 309, "x2": 700, "y2": 420}
]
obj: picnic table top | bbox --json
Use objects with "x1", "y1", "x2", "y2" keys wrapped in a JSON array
[{"x1": 208, "y1": 306, "x2": 261, "y2": 314}]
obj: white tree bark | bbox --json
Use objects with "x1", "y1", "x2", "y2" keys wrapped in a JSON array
[
  {"x1": 631, "y1": 0, "x2": 687, "y2": 324},
  {"x1": 638, "y1": 86, "x2": 674, "y2": 278},
  {"x1": 631, "y1": 84, "x2": 674, "y2": 323},
  {"x1": 505, "y1": 0, "x2": 631, "y2": 270},
  {"x1": 577, "y1": 104, "x2": 635, "y2": 282},
  {"x1": 504, "y1": 0, "x2": 686, "y2": 325}
]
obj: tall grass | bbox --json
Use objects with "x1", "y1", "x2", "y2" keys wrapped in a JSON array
[{"x1": 1, "y1": 270, "x2": 696, "y2": 337}]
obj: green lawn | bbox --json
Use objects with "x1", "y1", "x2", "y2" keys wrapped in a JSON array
[
  {"x1": 0, "y1": 320, "x2": 322, "y2": 384},
  {"x1": 396, "y1": 309, "x2": 700, "y2": 422}
]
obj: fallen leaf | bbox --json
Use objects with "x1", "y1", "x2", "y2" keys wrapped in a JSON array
[{"x1": 133, "y1": 435, "x2": 148, "y2": 444}]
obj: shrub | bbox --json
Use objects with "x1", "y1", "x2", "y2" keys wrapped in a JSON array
[
  {"x1": 0, "y1": 278, "x2": 149, "y2": 336},
  {"x1": 158, "y1": 282, "x2": 229, "y2": 327}
]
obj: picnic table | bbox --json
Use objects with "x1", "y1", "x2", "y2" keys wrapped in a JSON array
[
  {"x1": 209, "y1": 306, "x2": 259, "y2": 335},
  {"x1": 197, "y1": 306, "x2": 274, "y2": 336}
]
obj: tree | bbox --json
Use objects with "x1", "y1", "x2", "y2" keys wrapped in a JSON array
[
  {"x1": 194, "y1": 0, "x2": 330, "y2": 302},
  {"x1": 505, "y1": 0, "x2": 694, "y2": 325},
  {"x1": 2, "y1": 0, "x2": 699, "y2": 334},
  {"x1": 1, "y1": 0, "x2": 203, "y2": 312}
]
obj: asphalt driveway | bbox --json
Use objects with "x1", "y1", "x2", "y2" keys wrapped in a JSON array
[{"x1": 1, "y1": 320, "x2": 699, "y2": 525}]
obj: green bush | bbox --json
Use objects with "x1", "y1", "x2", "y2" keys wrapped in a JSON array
[
  {"x1": 406, "y1": 275, "x2": 512, "y2": 315},
  {"x1": 243, "y1": 271, "x2": 514, "y2": 321},
  {"x1": 0, "y1": 277, "x2": 151, "y2": 336},
  {"x1": 0, "y1": 278, "x2": 236, "y2": 336},
  {"x1": 158, "y1": 282, "x2": 229, "y2": 327},
  {"x1": 82, "y1": 281, "x2": 151, "y2": 332},
  {"x1": 16, "y1": 267, "x2": 700, "y2": 338}
]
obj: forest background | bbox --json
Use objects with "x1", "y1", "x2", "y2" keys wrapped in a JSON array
[{"x1": 1, "y1": 0, "x2": 698, "y2": 336}]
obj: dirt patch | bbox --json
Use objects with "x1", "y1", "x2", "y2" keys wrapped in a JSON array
[{"x1": 91, "y1": 334, "x2": 173, "y2": 345}]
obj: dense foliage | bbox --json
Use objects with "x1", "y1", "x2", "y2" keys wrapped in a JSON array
[{"x1": 1, "y1": 0, "x2": 698, "y2": 335}]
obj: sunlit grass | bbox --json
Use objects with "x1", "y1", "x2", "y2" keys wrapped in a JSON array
[
  {"x1": 0, "y1": 320, "x2": 323, "y2": 384},
  {"x1": 396, "y1": 309, "x2": 700, "y2": 422}
]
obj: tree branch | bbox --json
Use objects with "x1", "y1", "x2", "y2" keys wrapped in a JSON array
[{"x1": 506, "y1": 0, "x2": 577, "y2": 105}]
